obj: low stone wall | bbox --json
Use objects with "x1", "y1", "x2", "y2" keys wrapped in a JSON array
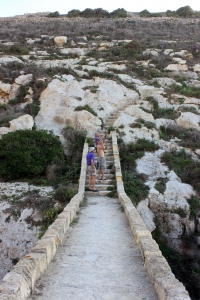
[
  {"x1": 0, "y1": 143, "x2": 88, "y2": 300},
  {"x1": 111, "y1": 131, "x2": 191, "y2": 300}
]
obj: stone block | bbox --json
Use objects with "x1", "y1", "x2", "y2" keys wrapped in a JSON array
[
  {"x1": 32, "y1": 236, "x2": 58, "y2": 264},
  {"x1": 138, "y1": 236, "x2": 161, "y2": 260}
]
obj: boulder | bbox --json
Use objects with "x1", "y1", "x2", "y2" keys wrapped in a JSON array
[
  {"x1": 172, "y1": 57, "x2": 186, "y2": 64},
  {"x1": 165, "y1": 64, "x2": 188, "y2": 71},
  {"x1": 26, "y1": 39, "x2": 35, "y2": 45},
  {"x1": 0, "y1": 127, "x2": 12, "y2": 137},
  {"x1": 15, "y1": 74, "x2": 33, "y2": 86},
  {"x1": 194, "y1": 64, "x2": 200, "y2": 72},
  {"x1": 188, "y1": 80, "x2": 200, "y2": 88},
  {"x1": 163, "y1": 49, "x2": 173, "y2": 55},
  {"x1": 54, "y1": 36, "x2": 67, "y2": 46},
  {"x1": 176, "y1": 112, "x2": 200, "y2": 131},
  {"x1": 9, "y1": 114, "x2": 34, "y2": 131}
]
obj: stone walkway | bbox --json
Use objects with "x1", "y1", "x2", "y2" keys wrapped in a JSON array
[{"x1": 29, "y1": 196, "x2": 157, "y2": 300}]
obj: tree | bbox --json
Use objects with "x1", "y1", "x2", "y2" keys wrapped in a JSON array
[
  {"x1": 139, "y1": 9, "x2": 150, "y2": 17},
  {"x1": 0, "y1": 130, "x2": 64, "y2": 179},
  {"x1": 67, "y1": 9, "x2": 81, "y2": 18},
  {"x1": 46, "y1": 11, "x2": 60, "y2": 18},
  {"x1": 110, "y1": 8, "x2": 127, "y2": 18},
  {"x1": 176, "y1": 5, "x2": 193, "y2": 18}
]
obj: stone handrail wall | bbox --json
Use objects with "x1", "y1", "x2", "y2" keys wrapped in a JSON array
[
  {"x1": 111, "y1": 131, "x2": 191, "y2": 300},
  {"x1": 0, "y1": 143, "x2": 88, "y2": 300}
]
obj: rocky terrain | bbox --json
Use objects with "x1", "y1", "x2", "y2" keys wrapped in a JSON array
[{"x1": 0, "y1": 14, "x2": 200, "y2": 299}]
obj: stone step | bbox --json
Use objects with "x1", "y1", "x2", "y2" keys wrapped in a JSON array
[
  {"x1": 86, "y1": 179, "x2": 115, "y2": 184},
  {"x1": 85, "y1": 190, "x2": 113, "y2": 196},
  {"x1": 86, "y1": 173, "x2": 115, "y2": 179}
]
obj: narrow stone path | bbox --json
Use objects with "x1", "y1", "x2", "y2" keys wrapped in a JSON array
[{"x1": 29, "y1": 196, "x2": 157, "y2": 300}]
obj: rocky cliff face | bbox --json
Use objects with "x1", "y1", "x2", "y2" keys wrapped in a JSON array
[{"x1": 0, "y1": 14, "x2": 200, "y2": 293}]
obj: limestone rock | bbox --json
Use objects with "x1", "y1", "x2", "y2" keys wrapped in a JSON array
[
  {"x1": 9, "y1": 114, "x2": 34, "y2": 131},
  {"x1": 163, "y1": 49, "x2": 173, "y2": 55},
  {"x1": 0, "y1": 81, "x2": 11, "y2": 103},
  {"x1": 153, "y1": 77, "x2": 178, "y2": 88},
  {"x1": 54, "y1": 36, "x2": 67, "y2": 46},
  {"x1": 0, "y1": 56, "x2": 23, "y2": 65},
  {"x1": 61, "y1": 48, "x2": 88, "y2": 56},
  {"x1": 15, "y1": 74, "x2": 33, "y2": 86},
  {"x1": 172, "y1": 57, "x2": 186, "y2": 64},
  {"x1": 176, "y1": 112, "x2": 200, "y2": 131},
  {"x1": 8, "y1": 83, "x2": 20, "y2": 100},
  {"x1": 194, "y1": 64, "x2": 200, "y2": 72},
  {"x1": 0, "y1": 127, "x2": 12, "y2": 137},
  {"x1": 137, "y1": 85, "x2": 164, "y2": 99},
  {"x1": 165, "y1": 64, "x2": 188, "y2": 71}
]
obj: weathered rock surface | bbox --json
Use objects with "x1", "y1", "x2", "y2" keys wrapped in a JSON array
[{"x1": 9, "y1": 114, "x2": 34, "y2": 131}]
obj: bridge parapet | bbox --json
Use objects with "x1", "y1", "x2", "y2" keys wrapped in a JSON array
[
  {"x1": 111, "y1": 131, "x2": 191, "y2": 300},
  {"x1": 0, "y1": 143, "x2": 88, "y2": 300}
]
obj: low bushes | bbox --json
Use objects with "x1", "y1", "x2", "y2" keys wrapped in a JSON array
[
  {"x1": 159, "y1": 125, "x2": 200, "y2": 149},
  {"x1": 119, "y1": 138, "x2": 159, "y2": 205},
  {"x1": 74, "y1": 104, "x2": 97, "y2": 116},
  {"x1": 0, "y1": 129, "x2": 64, "y2": 180}
]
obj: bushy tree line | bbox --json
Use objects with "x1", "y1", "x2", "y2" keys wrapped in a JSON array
[
  {"x1": 67, "y1": 8, "x2": 127, "y2": 18},
  {"x1": 139, "y1": 5, "x2": 200, "y2": 18}
]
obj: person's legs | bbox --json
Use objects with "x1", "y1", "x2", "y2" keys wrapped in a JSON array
[{"x1": 91, "y1": 175, "x2": 96, "y2": 190}]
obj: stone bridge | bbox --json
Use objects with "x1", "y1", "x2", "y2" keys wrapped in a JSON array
[{"x1": 0, "y1": 113, "x2": 191, "y2": 299}]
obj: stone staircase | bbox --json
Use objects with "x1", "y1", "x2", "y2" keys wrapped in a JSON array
[{"x1": 85, "y1": 110, "x2": 121, "y2": 196}]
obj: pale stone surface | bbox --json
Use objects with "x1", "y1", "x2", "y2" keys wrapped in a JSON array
[
  {"x1": 0, "y1": 56, "x2": 24, "y2": 65},
  {"x1": 136, "y1": 150, "x2": 168, "y2": 180},
  {"x1": 9, "y1": 114, "x2": 34, "y2": 130},
  {"x1": 165, "y1": 64, "x2": 188, "y2": 71},
  {"x1": 163, "y1": 49, "x2": 173, "y2": 55},
  {"x1": 137, "y1": 199, "x2": 156, "y2": 232},
  {"x1": 29, "y1": 196, "x2": 157, "y2": 300},
  {"x1": 0, "y1": 127, "x2": 12, "y2": 136},
  {"x1": 194, "y1": 64, "x2": 200, "y2": 72},
  {"x1": 61, "y1": 48, "x2": 88, "y2": 56},
  {"x1": 15, "y1": 74, "x2": 33, "y2": 85},
  {"x1": 35, "y1": 77, "x2": 138, "y2": 139},
  {"x1": 153, "y1": 77, "x2": 179, "y2": 88},
  {"x1": 176, "y1": 112, "x2": 200, "y2": 131},
  {"x1": 155, "y1": 118, "x2": 176, "y2": 129},
  {"x1": 54, "y1": 36, "x2": 67, "y2": 46},
  {"x1": 137, "y1": 85, "x2": 164, "y2": 99}
]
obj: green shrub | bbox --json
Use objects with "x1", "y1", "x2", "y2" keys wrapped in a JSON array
[
  {"x1": 54, "y1": 185, "x2": 76, "y2": 204},
  {"x1": 46, "y1": 11, "x2": 60, "y2": 18},
  {"x1": 170, "y1": 83, "x2": 200, "y2": 99},
  {"x1": 2, "y1": 44, "x2": 29, "y2": 55},
  {"x1": 189, "y1": 196, "x2": 200, "y2": 217},
  {"x1": 23, "y1": 100, "x2": 40, "y2": 117},
  {"x1": 155, "y1": 178, "x2": 167, "y2": 194},
  {"x1": 159, "y1": 125, "x2": 200, "y2": 149},
  {"x1": 108, "y1": 126, "x2": 116, "y2": 133},
  {"x1": 0, "y1": 130, "x2": 64, "y2": 179},
  {"x1": 74, "y1": 104, "x2": 97, "y2": 116},
  {"x1": 86, "y1": 137, "x2": 94, "y2": 147},
  {"x1": 123, "y1": 171, "x2": 149, "y2": 206}
]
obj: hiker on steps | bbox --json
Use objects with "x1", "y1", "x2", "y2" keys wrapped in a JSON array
[
  {"x1": 86, "y1": 147, "x2": 98, "y2": 192},
  {"x1": 96, "y1": 139, "x2": 107, "y2": 180}
]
